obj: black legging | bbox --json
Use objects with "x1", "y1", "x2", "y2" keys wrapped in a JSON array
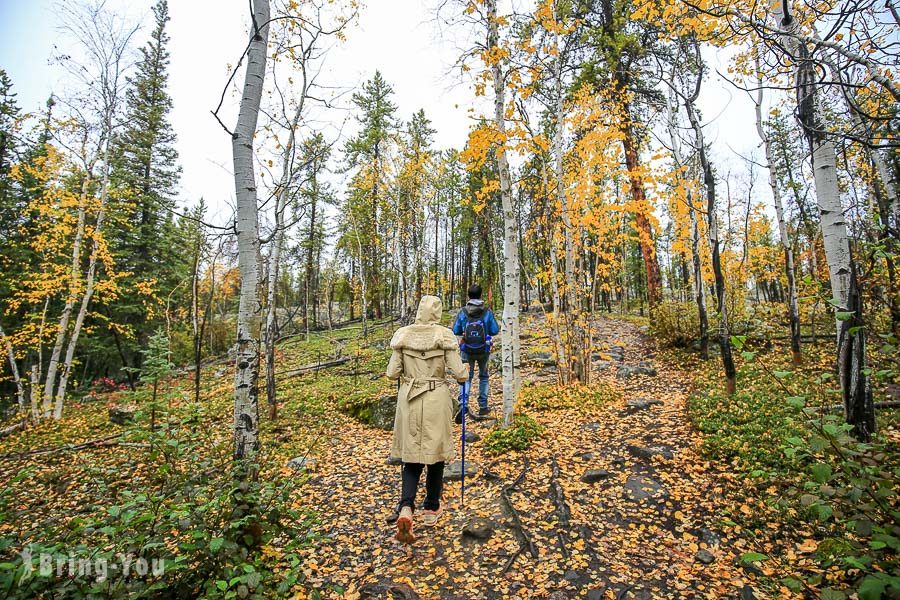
[{"x1": 400, "y1": 462, "x2": 444, "y2": 511}]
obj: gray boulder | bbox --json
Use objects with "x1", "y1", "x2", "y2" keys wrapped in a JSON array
[
  {"x1": 698, "y1": 528, "x2": 721, "y2": 546},
  {"x1": 616, "y1": 362, "x2": 658, "y2": 379},
  {"x1": 444, "y1": 460, "x2": 479, "y2": 481},
  {"x1": 109, "y1": 405, "x2": 136, "y2": 425},
  {"x1": 286, "y1": 456, "x2": 317, "y2": 471},
  {"x1": 626, "y1": 398, "x2": 663, "y2": 411},
  {"x1": 370, "y1": 395, "x2": 397, "y2": 430},
  {"x1": 627, "y1": 444, "x2": 674, "y2": 460},
  {"x1": 623, "y1": 475, "x2": 669, "y2": 501},
  {"x1": 462, "y1": 518, "x2": 495, "y2": 541},
  {"x1": 581, "y1": 469, "x2": 610, "y2": 484},
  {"x1": 528, "y1": 351, "x2": 557, "y2": 367}
]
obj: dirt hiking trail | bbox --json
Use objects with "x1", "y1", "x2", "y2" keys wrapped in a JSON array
[{"x1": 292, "y1": 314, "x2": 759, "y2": 599}]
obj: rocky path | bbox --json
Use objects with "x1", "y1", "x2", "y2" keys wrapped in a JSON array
[{"x1": 290, "y1": 315, "x2": 757, "y2": 599}]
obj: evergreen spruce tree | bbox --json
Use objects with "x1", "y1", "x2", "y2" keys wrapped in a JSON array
[
  {"x1": 108, "y1": 0, "x2": 183, "y2": 373},
  {"x1": 0, "y1": 70, "x2": 20, "y2": 245},
  {"x1": 342, "y1": 71, "x2": 398, "y2": 318}
]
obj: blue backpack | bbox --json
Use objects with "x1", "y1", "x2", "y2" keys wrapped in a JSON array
[{"x1": 462, "y1": 318, "x2": 490, "y2": 355}]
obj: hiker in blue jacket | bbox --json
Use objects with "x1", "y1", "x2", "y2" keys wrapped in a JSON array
[{"x1": 452, "y1": 284, "x2": 500, "y2": 416}]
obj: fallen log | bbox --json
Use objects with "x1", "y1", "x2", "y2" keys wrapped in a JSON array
[
  {"x1": 812, "y1": 401, "x2": 900, "y2": 413},
  {"x1": 0, "y1": 433, "x2": 123, "y2": 460},
  {"x1": 278, "y1": 357, "x2": 351, "y2": 379},
  {"x1": 0, "y1": 421, "x2": 26, "y2": 439}
]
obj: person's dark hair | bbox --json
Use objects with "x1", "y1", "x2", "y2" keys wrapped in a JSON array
[{"x1": 468, "y1": 284, "x2": 482, "y2": 299}]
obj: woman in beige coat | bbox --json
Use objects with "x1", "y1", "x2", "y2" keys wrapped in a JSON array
[{"x1": 386, "y1": 295, "x2": 468, "y2": 542}]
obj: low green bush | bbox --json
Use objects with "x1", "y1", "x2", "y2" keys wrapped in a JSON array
[
  {"x1": 0, "y1": 416, "x2": 316, "y2": 599},
  {"x1": 686, "y1": 337, "x2": 900, "y2": 598},
  {"x1": 483, "y1": 414, "x2": 544, "y2": 455},
  {"x1": 651, "y1": 301, "x2": 712, "y2": 348}
]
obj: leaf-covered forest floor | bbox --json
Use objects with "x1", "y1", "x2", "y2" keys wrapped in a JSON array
[
  {"x1": 285, "y1": 314, "x2": 771, "y2": 599},
  {"x1": 0, "y1": 313, "x2": 894, "y2": 598}
]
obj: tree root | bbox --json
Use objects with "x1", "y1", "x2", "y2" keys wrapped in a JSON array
[
  {"x1": 549, "y1": 456, "x2": 571, "y2": 560},
  {"x1": 500, "y1": 455, "x2": 537, "y2": 573}
]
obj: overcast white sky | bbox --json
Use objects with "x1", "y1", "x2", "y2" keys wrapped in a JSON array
[{"x1": 0, "y1": 0, "x2": 770, "y2": 229}]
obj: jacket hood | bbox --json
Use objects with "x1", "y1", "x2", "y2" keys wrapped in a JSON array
[
  {"x1": 391, "y1": 295, "x2": 457, "y2": 352},
  {"x1": 464, "y1": 299, "x2": 486, "y2": 319},
  {"x1": 415, "y1": 295, "x2": 443, "y2": 325}
]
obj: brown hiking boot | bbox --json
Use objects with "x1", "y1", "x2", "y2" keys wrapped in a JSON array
[
  {"x1": 395, "y1": 506, "x2": 415, "y2": 544},
  {"x1": 421, "y1": 507, "x2": 444, "y2": 527}
]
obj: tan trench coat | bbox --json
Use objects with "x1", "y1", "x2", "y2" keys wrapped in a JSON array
[{"x1": 386, "y1": 296, "x2": 469, "y2": 464}]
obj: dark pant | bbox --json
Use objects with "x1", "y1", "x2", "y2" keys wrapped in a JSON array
[
  {"x1": 460, "y1": 351, "x2": 490, "y2": 410},
  {"x1": 400, "y1": 462, "x2": 444, "y2": 511}
]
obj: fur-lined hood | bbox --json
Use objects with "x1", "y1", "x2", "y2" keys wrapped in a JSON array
[{"x1": 390, "y1": 295, "x2": 458, "y2": 352}]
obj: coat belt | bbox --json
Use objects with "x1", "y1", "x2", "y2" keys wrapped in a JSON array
[
  {"x1": 400, "y1": 377, "x2": 447, "y2": 392},
  {"x1": 400, "y1": 376, "x2": 448, "y2": 395}
]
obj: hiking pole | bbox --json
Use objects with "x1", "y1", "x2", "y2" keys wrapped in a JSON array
[{"x1": 460, "y1": 379, "x2": 471, "y2": 506}]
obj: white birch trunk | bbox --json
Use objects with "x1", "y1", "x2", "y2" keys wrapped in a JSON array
[
  {"x1": 486, "y1": 0, "x2": 520, "y2": 426},
  {"x1": 772, "y1": 0, "x2": 871, "y2": 437},
  {"x1": 541, "y1": 159, "x2": 567, "y2": 384},
  {"x1": 771, "y1": 0, "x2": 851, "y2": 321},
  {"x1": 232, "y1": 0, "x2": 270, "y2": 467},
  {"x1": 265, "y1": 104, "x2": 302, "y2": 419},
  {"x1": 0, "y1": 324, "x2": 25, "y2": 412},
  {"x1": 754, "y1": 71, "x2": 802, "y2": 364},
  {"x1": 665, "y1": 80, "x2": 708, "y2": 359},
  {"x1": 552, "y1": 30, "x2": 584, "y2": 384},
  {"x1": 42, "y1": 180, "x2": 89, "y2": 416},
  {"x1": 873, "y1": 149, "x2": 899, "y2": 225},
  {"x1": 30, "y1": 364, "x2": 40, "y2": 420},
  {"x1": 54, "y1": 138, "x2": 114, "y2": 418}
]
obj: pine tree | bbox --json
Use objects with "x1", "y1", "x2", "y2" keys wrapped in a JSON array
[
  {"x1": 342, "y1": 71, "x2": 398, "y2": 320},
  {"x1": 0, "y1": 70, "x2": 18, "y2": 199},
  {"x1": 396, "y1": 109, "x2": 436, "y2": 315},
  {"x1": 295, "y1": 133, "x2": 334, "y2": 333},
  {"x1": 108, "y1": 0, "x2": 182, "y2": 373}
]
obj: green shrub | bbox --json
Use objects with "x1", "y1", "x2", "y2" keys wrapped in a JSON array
[
  {"x1": 687, "y1": 338, "x2": 900, "y2": 598},
  {"x1": 651, "y1": 301, "x2": 712, "y2": 348},
  {"x1": 483, "y1": 414, "x2": 544, "y2": 455},
  {"x1": 0, "y1": 420, "x2": 316, "y2": 599}
]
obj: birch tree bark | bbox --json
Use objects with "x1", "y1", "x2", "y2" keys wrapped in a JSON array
[
  {"x1": 542, "y1": 158, "x2": 568, "y2": 383},
  {"x1": 0, "y1": 324, "x2": 25, "y2": 413},
  {"x1": 486, "y1": 0, "x2": 521, "y2": 426},
  {"x1": 552, "y1": 22, "x2": 588, "y2": 384},
  {"x1": 54, "y1": 193, "x2": 108, "y2": 418},
  {"x1": 55, "y1": 116, "x2": 119, "y2": 417},
  {"x1": 45, "y1": 0, "x2": 137, "y2": 418},
  {"x1": 771, "y1": 0, "x2": 873, "y2": 439},
  {"x1": 683, "y1": 55, "x2": 736, "y2": 394},
  {"x1": 664, "y1": 79, "x2": 709, "y2": 360},
  {"x1": 265, "y1": 103, "x2": 302, "y2": 421},
  {"x1": 231, "y1": 0, "x2": 270, "y2": 469},
  {"x1": 754, "y1": 69, "x2": 801, "y2": 365},
  {"x1": 42, "y1": 184, "x2": 87, "y2": 416}
]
